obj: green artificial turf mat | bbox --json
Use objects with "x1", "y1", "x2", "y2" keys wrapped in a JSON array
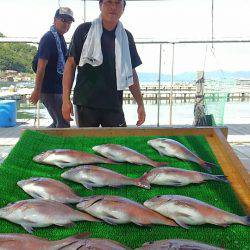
[{"x1": 0, "y1": 129, "x2": 249, "y2": 249}]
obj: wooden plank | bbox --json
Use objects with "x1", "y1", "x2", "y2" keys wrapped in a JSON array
[
  {"x1": 32, "y1": 126, "x2": 228, "y2": 138},
  {"x1": 208, "y1": 128, "x2": 250, "y2": 213}
]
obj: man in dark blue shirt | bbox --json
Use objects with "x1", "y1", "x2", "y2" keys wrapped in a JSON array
[
  {"x1": 62, "y1": 0, "x2": 146, "y2": 127},
  {"x1": 30, "y1": 7, "x2": 74, "y2": 128}
]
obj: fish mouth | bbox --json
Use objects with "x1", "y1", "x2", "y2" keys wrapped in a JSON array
[
  {"x1": 147, "y1": 140, "x2": 153, "y2": 146},
  {"x1": 33, "y1": 151, "x2": 51, "y2": 162},
  {"x1": 17, "y1": 180, "x2": 25, "y2": 187},
  {"x1": 92, "y1": 146, "x2": 99, "y2": 152},
  {"x1": 61, "y1": 172, "x2": 68, "y2": 178},
  {"x1": 143, "y1": 199, "x2": 157, "y2": 208},
  {"x1": 143, "y1": 200, "x2": 150, "y2": 207}
]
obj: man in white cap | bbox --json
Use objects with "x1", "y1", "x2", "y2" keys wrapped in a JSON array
[
  {"x1": 30, "y1": 7, "x2": 74, "y2": 128},
  {"x1": 62, "y1": 0, "x2": 146, "y2": 127}
]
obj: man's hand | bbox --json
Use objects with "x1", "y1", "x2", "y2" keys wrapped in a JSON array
[
  {"x1": 136, "y1": 104, "x2": 146, "y2": 126},
  {"x1": 30, "y1": 89, "x2": 40, "y2": 105},
  {"x1": 62, "y1": 100, "x2": 74, "y2": 121}
]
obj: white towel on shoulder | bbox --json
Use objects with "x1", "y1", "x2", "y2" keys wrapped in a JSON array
[{"x1": 79, "y1": 16, "x2": 133, "y2": 90}]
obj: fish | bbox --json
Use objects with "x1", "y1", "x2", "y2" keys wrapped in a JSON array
[
  {"x1": 76, "y1": 238, "x2": 131, "y2": 250},
  {"x1": 17, "y1": 177, "x2": 84, "y2": 203},
  {"x1": 0, "y1": 199, "x2": 99, "y2": 233},
  {"x1": 143, "y1": 195, "x2": 250, "y2": 228},
  {"x1": 143, "y1": 167, "x2": 228, "y2": 186},
  {"x1": 0, "y1": 232, "x2": 90, "y2": 250},
  {"x1": 147, "y1": 138, "x2": 217, "y2": 172},
  {"x1": 61, "y1": 165, "x2": 150, "y2": 189},
  {"x1": 136, "y1": 239, "x2": 224, "y2": 250},
  {"x1": 92, "y1": 144, "x2": 168, "y2": 168},
  {"x1": 76, "y1": 195, "x2": 178, "y2": 227},
  {"x1": 33, "y1": 149, "x2": 116, "y2": 168}
]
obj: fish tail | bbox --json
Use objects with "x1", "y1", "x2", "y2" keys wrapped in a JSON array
[
  {"x1": 136, "y1": 175, "x2": 151, "y2": 189},
  {"x1": 152, "y1": 161, "x2": 169, "y2": 168},
  {"x1": 54, "y1": 232, "x2": 90, "y2": 248},
  {"x1": 213, "y1": 175, "x2": 229, "y2": 183},
  {"x1": 205, "y1": 174, "x2": 229, "y2": 183},
  {"x1": 239, "y1": 216, "x2": 250, "y2": 226},
  {"x1": 201, "y1": 161, "x2": 217, "y2": 173}
]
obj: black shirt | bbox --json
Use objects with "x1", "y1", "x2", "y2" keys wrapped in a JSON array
[
  {"x1": 38, "y1": 31, "x2": 67, "y2": 94},
  {"x1": 69, "y1": 22, "x2": 142, "y2": 110}
]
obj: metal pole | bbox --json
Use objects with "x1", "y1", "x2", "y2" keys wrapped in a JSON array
[
  {"x1": 169, "y1": 43, "x2": 175, "y2": 125},
  {"x1": 157, "y1": 44, "x2": 162, "y2": 127},
  {"x1": 83, "y1": 0, "x2": 86, "y2": 22}
]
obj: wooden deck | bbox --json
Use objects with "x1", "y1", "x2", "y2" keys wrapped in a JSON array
[{"x1": 0, "y1": 121, "x2": 249, "y2": 174}]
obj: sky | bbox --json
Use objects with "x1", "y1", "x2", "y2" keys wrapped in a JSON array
[{"x1": 1, "y1": 0, "x2": 250, "y2": 74}]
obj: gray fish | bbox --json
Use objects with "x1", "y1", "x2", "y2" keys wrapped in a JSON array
[
  {"x1": 143, "y1": 167, "x2": 228, "y2": 186},
  {"x1": 0, "y1": 233, "x2": 89, "y2": 250},
  {"x1": 33, "y1": 149, "x2": 116, "y2": 168},
  {"x1": 76, "y1": 238, "x2": 131, "y2": 250},
  {"x1": 144, "y1": 195, "x2": 250, "y2": 228},
  {"x1": 77, "y1": 195, "x2": 178, "y2": 227},
  {"x1": 92, "y1": 144, "x2": 168, "y2": 168},
  {"x1": 61, "y1": 165, "x2": 150, "y2": 189},
  {"x1": 17, "y1": 177, "x2": 83, "y2": 203},
  {"x1": 136, "y1": 239, "x2": 224, "y2": 250},
  {"x1": 147, "y1": 138, "x2": 217, "y2": 172},
  {"x1": 0, "y1": 199, "x2": 99, "y2": 233}
]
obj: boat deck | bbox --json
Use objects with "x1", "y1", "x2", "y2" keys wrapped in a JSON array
[{"x1": 0, "y1": 120, "x2": 249, "y2": 173}]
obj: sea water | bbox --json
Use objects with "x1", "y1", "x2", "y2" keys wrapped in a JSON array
[{"x1": 16, "y1": 100, "x2": 250, "y2": 126}]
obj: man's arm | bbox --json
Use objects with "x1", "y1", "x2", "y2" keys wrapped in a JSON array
[
  {"x1": 129, "y1": 69, "x2": 146, "y2": 126},
  {"x1": 62, "y1": 56, "x2": 76, "y2": 121},
  {"x1": 30, "y1": 59, "x2": 47, "y2": 104}
]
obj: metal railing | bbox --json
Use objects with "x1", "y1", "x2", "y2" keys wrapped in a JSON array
[{"x1": 1, "y1": 38, "x2": 250, "y2": 127}]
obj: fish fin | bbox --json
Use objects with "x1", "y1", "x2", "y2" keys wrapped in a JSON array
[
  {"x1": 136, "y1": 176, "x2": 151, "y2": 189},
  {"x1": 102, "y1": 213, "x2": 120, "y2": 225},
  {"x1": 102, "y1": 217, "x2": 118, "y2": 225},
  {"x1": 175, "y1": 219, "x2": 189, "y2": 229},
  {"x1": 54, "y1": 163, "x2": 65, "y2": 169},
  {"x1": 56, "y1": 222, "x2": 74, "y2": 227},
  {"x1": 157, "y1": 150, "x2": 165, "y2": 157},
  {"x1": 82, "y1": 180, "x2": 96, "y2": 190},
  {"x1": 132, "y1": 221, "x2": 146, "y2": 226},
  {"x1": 21, "y1": 224, "x2": 34, "y2": 233},
  {"x1": 82, "y1": 183, "x2": 93, "y2": 190},
  {"x1": 30, "y1": 192, "x2": 44, "y2": 199},
  {"x1": 201, "y1": 161, "x2": 217, "y2": 173},
  {"x1": 169, "y1": 180, "x2": 185, "y2": 186}
]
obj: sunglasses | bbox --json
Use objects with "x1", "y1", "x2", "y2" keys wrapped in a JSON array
[{"x1": 59, "y1": 18, "x2": 72, "y2": 24}]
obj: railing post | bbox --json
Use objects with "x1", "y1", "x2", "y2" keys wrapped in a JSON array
[
  {"x1": 169, "y1": 43, "x2": 175, "y2": 125},
  {"x1": 81, "y1": 0, "x2": 86, "y2": 22},
  {"x1": 157, "y1": 44, "x2": 162, "y2": 127}
]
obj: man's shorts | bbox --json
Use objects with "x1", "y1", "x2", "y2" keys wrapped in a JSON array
[{"x1": 75, "y1": 106, "x2": 127, "y2": 127}]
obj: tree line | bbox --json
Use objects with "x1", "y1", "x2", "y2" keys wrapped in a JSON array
[{"x1": 0, "y1": 32, "x2": 37, "y2": 73}]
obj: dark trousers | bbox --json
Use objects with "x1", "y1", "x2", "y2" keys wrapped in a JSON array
[
  {"x1": 75, "y1": 106, "x2": 127, "y2": 127},
  {"x1": 40, "y1": 93, "x2": 70, "y2": 128}
]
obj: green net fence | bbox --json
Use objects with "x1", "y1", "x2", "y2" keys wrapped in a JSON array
[{"x1": 204, "y1": 79, "x2": 236, "y2": 125}]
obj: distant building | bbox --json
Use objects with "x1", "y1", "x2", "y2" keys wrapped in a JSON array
[
  {"x1": 5, "y1": 70, "x2": 18, "y2": 75},
  {"x1": 237, "y1": 79, "x2": 250, "y2": 86}
]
